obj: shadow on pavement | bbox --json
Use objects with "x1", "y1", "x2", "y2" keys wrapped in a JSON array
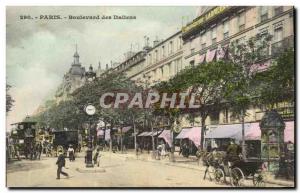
[{"x1": 6, "y1": 161, "x2": 49, "y2": 173}]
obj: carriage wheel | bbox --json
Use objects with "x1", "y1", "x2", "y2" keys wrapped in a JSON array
[
  {"x1": 231, "y1": 167, "x2": 245, "y2": 187},
  {"x1": 214, "y1": 168, "x2": 225, "y2": 184},
  {"x1": 253, "y1": 173, "x2": 265, "y2": 187}
]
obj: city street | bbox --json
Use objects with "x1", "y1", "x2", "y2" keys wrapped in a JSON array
[
  {"x1": 7, "y1": 151, "x2": 228, "y2": 188},
  {"x1": 5, "y1": 5, "x2": 295, "y2": 190},
  {"x1": 7, "y1": 151, "x2": 291, "y2": 188}
]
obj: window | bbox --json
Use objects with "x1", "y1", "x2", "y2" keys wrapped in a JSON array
[
  {"x1": 210, "y1": 110, "x2": 220, "y2": 125},
  {"x1": 274, "y1": 6, "x2": 283, "y2": 16},
  {"x1": 200, "y1": 32, "x2": 206, "y2": 49},
  {"x1": 238, "y1": 12, "x2": 246, "y2": 31},
  {"x1": 258, "y1": 28, "x2": 270, "y2": 58},
  {"x1": 260, "y1": 7, "x2": 269, "y2": 22},
  {"x1": 178, "y1": 36, "x2": 182, "y2": 49},
  {"x1": 223, "y1": 108, "x2": 229, "y2": 123},
  {"x1": 178, "y1": 58, "x2": 182, "y2": 71},
  {"x1": 169, "y1": 41, "x2": 173, "y2": 54},
  {"x1": 156, "y1": 68, "x2": 160, "y2": 78},
  {"x1": 148, "y1": 54, "x2": 152, "y2": 65},
  {"x1": 211, "y1": 27, "x2": 217, "y2": 44},
  {"x1": 223, "y1": 20, "x2": 229, "y2": 39},
  {"x1": 155, "y1": 50, "x2": 158, "y2": 62},
  {"x1": 174, "y1": 61, "x2": 178, "y2": 74},
  {"x1": 161, "y1": 67, "x2": 164, "y2": 77},
  {"x1": 162, "y1": 46, "x2": 165, "y2": 58},
  {"x1": 274, "y1": 26, "x2": 283, "y2": 42},
  {"x1": 272, "y1": 23, "x2": 284, "y2": 56}
]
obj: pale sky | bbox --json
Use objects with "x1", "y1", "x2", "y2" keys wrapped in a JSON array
[{"x1": 6, "y1": 6, "x2": 198, "y2": 130}]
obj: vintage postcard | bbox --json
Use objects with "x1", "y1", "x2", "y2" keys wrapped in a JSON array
[{"x1": 6, "y1": 6, "x2": 295, "y2": 188}]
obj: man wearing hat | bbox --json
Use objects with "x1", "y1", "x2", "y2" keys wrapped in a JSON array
[
  {"x1": 56, "y1": 150, "x2": 69, "y2": 179},
  {"x1": 226, "y1": 139, "x2": 242, "y2": 163}
]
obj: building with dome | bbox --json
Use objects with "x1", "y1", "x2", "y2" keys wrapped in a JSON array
[{"x1": 55, "y1": 46, "x2": 86, "y2": 101}]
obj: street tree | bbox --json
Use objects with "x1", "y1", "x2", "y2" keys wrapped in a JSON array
[
  {"x1": 253, "y1": 49, "x2": 295, "y2": 109},
  {"x1": 155, "y1": 60, "x2": 240, "y2": 149},
  {"x1": 72, "y1": 71, "x2": 145, "y2": 151},
  {"x1": 224, "y1": 33, "x2": 278, "y2": 159},
  {"x1": 6, "y1": 84, "x2": 15, "y2": 113},
  {"x1": 225, "y1": 33, "x2": 273, "y2": 114}
]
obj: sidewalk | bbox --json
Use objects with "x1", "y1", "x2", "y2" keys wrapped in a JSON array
[{"x1": 101, "y1": 150, "x2": 295, "y2": 187}]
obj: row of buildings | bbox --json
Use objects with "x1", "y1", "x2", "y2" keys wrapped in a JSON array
[
  {"x1": 103, "y1": 6, "x2": 294, "y2": 128},
  {"x1": 54, "y1": 6, "x2": 294, "y2": 130}
]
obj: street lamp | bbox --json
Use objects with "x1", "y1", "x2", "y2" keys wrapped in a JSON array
[{"x1": 84, "y1": 65, "x2": 97, "y2": 168}]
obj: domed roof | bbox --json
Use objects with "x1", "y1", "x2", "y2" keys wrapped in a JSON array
[{"x1": 260, "y1": 110, "x2": 285, "y2": 130}]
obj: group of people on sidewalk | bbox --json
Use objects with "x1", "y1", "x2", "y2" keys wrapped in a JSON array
[
  {"x1": 56, "y1": 145, "x2": 101, "y2": 180},
  {"x1": 135, "y1": 141, "x2": 169, "y2": 160}
]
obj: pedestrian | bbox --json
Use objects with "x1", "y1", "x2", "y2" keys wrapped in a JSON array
[
  {"x1": 67, "y1": 144, "x2": 75, "y2": 161},
  {"x1": 161, "y1": 142, "x2": 166, "y2": 159},
  {"x1": 37, "y1": 142, "x2": 43, "y2": 160},
  {"x1": 56, "y1": 150, "x2": 69, "y2": 180},
  {"x1": 46, "y1": 143, "x2": 52, "y2": 157},
  {"x1": 78, "y1": 142, "x2": 81, "y2": 153},
  {"x1": 93, "y1": 148, "x2": 101, "y2": 167},
  {"x1": 147, "y1": 142, "x2": 151, "y2": 154},
  {"x1": 15, "y1": 145, "x2": 20, "y2": 161},
  {"x1": 157, "y1": 143, "x2": 162, "y2": 160},
  {"x1": 30, "y1": 143, "x2": 35, "y2": 160}
]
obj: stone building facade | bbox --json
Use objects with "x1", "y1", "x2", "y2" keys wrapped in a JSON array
[
  {"x1": 110, "y1": 6, "x2": 294, "y2": 128},
  {"x1": 55, "y1": 47, "x2": 102, "y2": 102},
  {"x1": 181, "y1": 6, "x2": 294, "y2": 126},
  {"x1": 55, "y1": 48, "x2": 86, "y2": 101}
]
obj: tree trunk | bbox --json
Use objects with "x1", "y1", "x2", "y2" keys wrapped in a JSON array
[
  {"x1": 151, "y1": 120, "x2": 155, "y2": 151},
  {"x1": 132, "y1": 114, "x2": 137, "y2": 152},
  {"x1": 121, "y1": 127, "x2": 123, "y2": 153},
  {"x1": 200, "y1": 115, "x2": 206, "y2": 150},
  {"x1": 109, "y1": 123, "x2": 113, "y2": 152},
  {"x1": 241, "y1": 109, "x2": 246, "y2": 160},
  {"x1": 170, "y1": 129, "x2": 175, "y2": 162},
  {"x1": 104, "y1": 122, "x2": 106, "y2": 149}
]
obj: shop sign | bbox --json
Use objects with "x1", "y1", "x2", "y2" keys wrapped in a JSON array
[{"x1": 182, "y1": 6, "x2": 228, "y2": 34}]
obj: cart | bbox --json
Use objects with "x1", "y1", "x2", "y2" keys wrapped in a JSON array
[
  {"x1": 52, "y1": 130, "x2": 79, "y2": 156},
  {"x1": 10, "y1": 120, "x2": 37, "y2": 159},
  {"x1": 213, "y1": 158, "x2": 265, "y2": 187}
]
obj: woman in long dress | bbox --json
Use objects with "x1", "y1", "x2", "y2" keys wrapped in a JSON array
[{"x1": 161, "y1": 142, "x2": 166, "y2": 159}]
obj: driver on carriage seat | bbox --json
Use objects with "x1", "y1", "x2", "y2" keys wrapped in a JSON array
[{"x1": 226, "y1": 139, "x2": 242, "y2": 166}]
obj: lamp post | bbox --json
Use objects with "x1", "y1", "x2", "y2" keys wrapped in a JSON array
[
  {"x1": 84, "y1": 65, "x2": 97, "y2": 168},
  {"x1": 85, "y1": 104, "x2": 96, "y2": 167}
]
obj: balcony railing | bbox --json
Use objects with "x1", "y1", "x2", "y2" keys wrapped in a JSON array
[{"x1": 271, "y1": 36, "x2": 294, "y2": 57}]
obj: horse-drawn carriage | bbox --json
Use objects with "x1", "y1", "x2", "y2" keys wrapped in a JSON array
[
  {"x1": 202, "y1": 150, "x2": 265, "y2": 187},
  {"x1": 51, "y1": 130, "x2": 79, "y2": 156},
  {"x1": 10, "y1": 120, "x2": 38, "y2": 159}
]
